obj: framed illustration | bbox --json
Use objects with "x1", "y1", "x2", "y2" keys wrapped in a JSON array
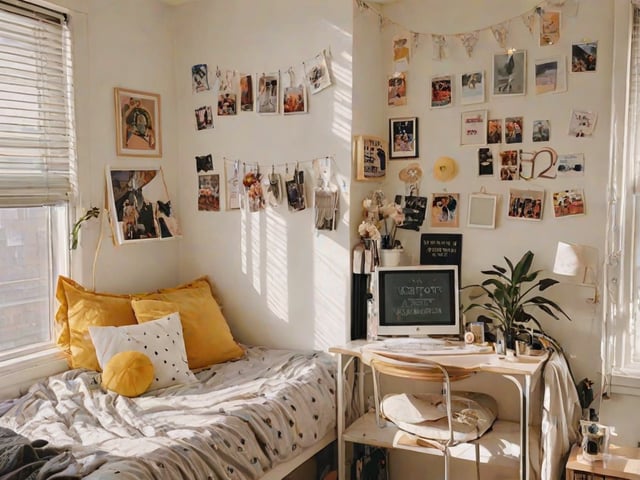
[
  {"x1": 507, "y1": 188, "x2": 544, "y2": 221},
  {"x1": 467, "y1": 192, "x2": 497, "y2": 229},
  {"x1": 106, "y1": 166, "x2": 180, "y2": 245},
  {"x1": 354, "y1": 135, "x2": 387, "y2": 181},
  {"x1": 492, "y1": 50, "x2": 526, "y2": 96},
  {"x1": 460, "y1": 71, "x2": 485, "y2": 105},
  {"x1": 389, "y1": 117, "x2": 418, "y2": 158},
  {"x1": 460, "y1": 109, "x2": 487, "y2": 146},
  {"x1": 114, "y1": 88, "x2": 162, "y2": 157}
]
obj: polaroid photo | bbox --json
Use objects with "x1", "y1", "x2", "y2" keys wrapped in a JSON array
[
  {"x1": 217, "y1": 70, "x2": 237, "y2": 116},
  {"x1": 508, "y1": 188, "x2": 544, "y2": 221},
  {"x1": 499, "y1": 150, "x2": 519, "y2": 181},
  {"x1": 192, "y1": 64, "x2": 210, "y2": 93},
  {"x1": 198, "y1": 174, "x2": 220, "y2": 212},
  {"x1": 553, "y1": 189, "x2": 585, "y2": 218},
  {"x1": 240, "y1": 74, "x2": 254, "y2": 112},
  {"x1": 283, "y1": 84, "x2": 307, "y2": 114},
  {"x1": 557, "y1": 153, "x2": 585, "y2": 176},
  {"x1": 304, "y1": 51, "x2": 332, "y2": 95},
  {"x1": 493, "y1": 50, "x2": 526, "y2": 96},
  {"x1": 572, "y1": 41, "x2": 597, "y2": 72},
  {"x1": 478, "y1": 147, "x2": 494, "y2": 176},
  {"x1": 505, "y1": 116, "x2": 523, "y2": 144},
  {"x1": 195, "y1": 154, "x2": 213, "y2": 173},
  {"x1": 569, "y1": 109, "x2": 597, "y2": 137},
  {"x1": 257, "y1": 73, "x2": 279, "y2": 114},
  {"x1": 431, "y1": 75, "x2": 453, "y2": 108},
  {"x1": 195, "y1": 106, "x2": 214, "y2": 131},
  {"x1": 460, "y1": 71, "x2": 485, "y2": 105},
  {"x1": 533, "y1": 120, "x2": 551, "y2": 142},
  {"x1": 487, "y1": 119, "x2": 503, "y2": 144},
  {"x1": 388, "y1": 73, "x2": 407, "y2": 107}
]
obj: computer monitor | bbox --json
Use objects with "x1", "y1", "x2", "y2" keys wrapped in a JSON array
[{"x1": 374, "y1": 264, "x2": 460, "y2": 338}]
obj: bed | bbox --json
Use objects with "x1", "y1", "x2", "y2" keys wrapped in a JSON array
[{"x1": 0, "y1": 276, "x2": 337, "y2": 479}]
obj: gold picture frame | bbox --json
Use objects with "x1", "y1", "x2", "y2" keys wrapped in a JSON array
[
  {"x1": 354, "y1": 135, "x2": 387, "y2": 181},
  {"x1": 114, "y1": 87, "x2": 162, "y2": 157}
]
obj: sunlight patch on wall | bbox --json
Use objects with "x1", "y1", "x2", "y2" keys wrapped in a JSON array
[
  {"x1": 241, "y1": 205, "x2": 247, "y2": 274},
  {"x1": 265, "y1": 208, "x2": 288, "y2": 321},
  {"x1": 331, "y1": 51, "x2": 353, "y2": 143},
  {"x1": 250, "y1": 208, "x2": 262, "y2": 294},
  {"x1": 313, "y1": 234, "x2": 349, "y2": 348}
]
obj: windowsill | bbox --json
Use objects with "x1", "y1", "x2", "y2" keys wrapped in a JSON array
[
  {"x1": 0, "y1": 348, "x2": 68, "y2": 400},
  {"x1": 610, "y1": 370, "x2": 640, "y2": 396}
]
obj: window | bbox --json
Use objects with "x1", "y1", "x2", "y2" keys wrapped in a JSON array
[{"x1": 0, "y1": 0, "x2": 76, "y2": 361}]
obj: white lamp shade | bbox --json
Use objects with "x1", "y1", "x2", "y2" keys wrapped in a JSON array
[{"x1": 553, "y1": 242, "x2": 598, "y2": 283}]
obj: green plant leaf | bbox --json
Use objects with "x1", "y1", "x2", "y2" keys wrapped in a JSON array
[
  {"x1": 491, "y1": 265, "x2": 507, "y2": 274},
  {"x1": 538, "y1": 278, "x2": 560, "y2": 291},
  {"x1": 512, "y1": 250, "x2": 534, "y2": 285}
]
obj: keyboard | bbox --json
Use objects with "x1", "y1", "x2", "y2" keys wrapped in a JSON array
[{"x1": 377, "y1": 337, "x2": 493, "y2": 355}]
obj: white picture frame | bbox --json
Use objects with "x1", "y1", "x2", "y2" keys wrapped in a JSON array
[
  {"x1": 459, "y1": 71, "x2": 485, "y2": 105},
  {"x1": 492, "y1": 50, "x2": 526, "y2": 96},
  {"x1": 467, "y1": 193, "x2": 497, "y2": 229}
]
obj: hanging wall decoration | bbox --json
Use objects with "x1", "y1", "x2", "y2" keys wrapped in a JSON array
[
  {"x1": 396, "y1": 195, "x2": 428, "y2": 231},
  {"x1": 304, "y1": 51, "x2": 332, "y2": 95},
  {"x1": 242, "y1": 167, "x2": 265, "y2": 212},
  {"x1": 286, "y1": 165, "x2": 306, "y2": 212},
  {"x1": 457, "y1": 32, "x2": 479, "y2": 58},
  {"x1": 556, "y1": 153, "x2": 585, "y2": 177},
  {"x1": 266, "y1": 167, "x2": 284, "y2": 207},
  {"x1": 257, "y1": 72, "x2": 280, "y2": 114},
  {"x1": 389, "y1": 117, "x2": 418, "y2": 158},
  {"x1": 283, "y1": 68, "x2": 307, "y2": 115},
  {"x1": 398, "y1": 162, "x2": 423, "y2": 196},
  {"x1": 493, "y1": 50, "x2": 526, "y2": 96},
  {"x1": 533, "y1": 120, "x2": 551, "y2": 142},
  {"x1": 240, "y1": 73, "x2": 254, "y2": 112},
  {"x1": 430, "y1": 193, "x2": 460, "y2": 228},
  {"x1": 490, "y1": 21, "x2": 510, "y2": 49},
  {"x1": 467, "y1": 191, "x2": 498, "y2": 229},
  {"x1": 553, "y1": 189, "x2": 585, "y2": 218},
  {"x1": 106, "y1": 166, "x2": 180, "y2": 244},
  {"x1": 192, "y1": 64, "x2": 210, "y2": 93},
  {"x1": 487, "y1": 118, "x2": 503, "y2": 144},
  {"x1": 507, "y1": 188, "x2": 544, "y2": 221},
  {"x1": 354, "y1": 135, "x2": 387, "y2": 181},
  {"x1": 499, "y1": 150, "x2": 519, "y2": 181},
  {"x1": 460, "y1": 109, "x2": 487, "y2": 146},
  {"x1": 540, "y1": 10, "x2": 561, "y2": 46},
  {"x1": 430, "y1": 75, "x2": 453, "y2": 108},
  {"x1": 392, "y1": 35, "x2": 410, "y2": 72},
  {"x1": 504, "y1": 116, "x2": 523, "y2": 144},
  {"x1": 114, "y1": 88, "x2": 162, "y2": 158},
  {"x1": 196, "y1": 154, "x2": 219, "y2": 212},
  {"x1": 478, "y1": 148, "x2": 494, "y2": 176},
  {"x1": 534, "y1": 56, "x2": 567, "y2": 94},
  {"x1": 568, "y1": 109, "x2": 597, "y2": 137}
]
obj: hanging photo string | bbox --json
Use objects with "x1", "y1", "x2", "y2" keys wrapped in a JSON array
[
  {"x1": 313, "y1": 157, "x2": 339, "y2": 231},
  {"x1": 432, "y1": 34, "x2": 447, "y2": 61},
  {"x1": 491, "y1": 21, "x2": 511, "y2": 49}
]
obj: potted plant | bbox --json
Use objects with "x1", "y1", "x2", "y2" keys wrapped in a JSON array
[{"x1": 463, "y1": 250, "x2": 571, "y2": 350}]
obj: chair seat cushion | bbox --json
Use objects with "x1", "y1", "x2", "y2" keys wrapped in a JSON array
[{"x1": 381, "y1": 391, "x2": 498, "y2": 443}]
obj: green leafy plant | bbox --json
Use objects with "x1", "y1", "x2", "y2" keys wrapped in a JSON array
[
  {"x1": 463, "y1": 250, "x2": 571, "y2": 337},
  {"x1": 70, "y1": 207, "x2": 101, "y2": 250}
]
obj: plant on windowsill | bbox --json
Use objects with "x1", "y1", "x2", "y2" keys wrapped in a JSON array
[
  {"x1": 70, "y1": 207, "x2": 101, "y2": 250},
  {"x1": 462, "y1": 250, "x2": 571, "y2": 350}
]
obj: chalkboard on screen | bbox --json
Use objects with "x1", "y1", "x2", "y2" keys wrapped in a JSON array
[{"x1": 376, "y1": 265, "x2": 460, "y2": 337}]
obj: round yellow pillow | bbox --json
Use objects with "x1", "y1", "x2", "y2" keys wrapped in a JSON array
[{"x1": 102, "y1": 351, "x2": 154, "y2": 397}]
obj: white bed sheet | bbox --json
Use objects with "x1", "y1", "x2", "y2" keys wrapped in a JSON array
[{"x1": 0, "y1": 346, "x2": 336, "y2": 479}]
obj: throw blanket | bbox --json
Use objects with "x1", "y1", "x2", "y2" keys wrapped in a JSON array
[
  {"x1": 0, "y1": 427, "x2": 80, "y2": 480},
  {"x1": 0, "y1": 346, "x2": 336, "y2": 480}
]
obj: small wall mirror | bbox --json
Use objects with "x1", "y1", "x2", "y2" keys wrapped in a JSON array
[{"x1": 467, "y1": 192, "x2": 497, "y2": 229}]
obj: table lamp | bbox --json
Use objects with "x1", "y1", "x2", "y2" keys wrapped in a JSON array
[{"x1": 552, "y1": 241, "x2": 600, "y2": 303}]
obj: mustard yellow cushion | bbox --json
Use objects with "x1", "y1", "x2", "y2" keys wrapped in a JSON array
[
  {"x1": 55, "y1": 276, "x2": 138, "y2": 371},
  {"x1": 132, "y1": 278, "x2": 244, "y2": 369},
  {"x1": 102, "y1": 351, "x2": 154, "y2": 397}
]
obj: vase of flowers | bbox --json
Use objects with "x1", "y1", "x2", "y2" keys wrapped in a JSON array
[{"x1": 360, "y1": 190, "x2": 405, "y2": 260}]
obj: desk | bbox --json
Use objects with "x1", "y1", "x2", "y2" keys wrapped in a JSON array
[
  {"x1": 329, "y1": 340, "x2": 547, "y2": 480},
  {"x1": 566, "y1": 444, "x2": 640, "y2": 480}
]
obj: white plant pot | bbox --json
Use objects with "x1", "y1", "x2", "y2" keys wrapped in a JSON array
[{"x1": 380, "y1": 248, "x2": 405, "y2": 267}]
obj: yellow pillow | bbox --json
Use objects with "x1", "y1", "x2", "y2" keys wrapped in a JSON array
[
  {"x1": 102, "y1": 351, "x2": 154, "y2": 397},
  {"x1": 132, "y1": 278, "x2": 244, "y2": 369},
  {"x1": 55, "y1": 276, "x2": 138, "y2": 370}
]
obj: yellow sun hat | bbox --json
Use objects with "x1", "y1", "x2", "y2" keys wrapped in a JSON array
[
  {"x1": 433, "y1": 156, "x2": 458, "y2": 182},
  {"x1": 398, "y1": 162, "x2": 423, "y2": 183}
]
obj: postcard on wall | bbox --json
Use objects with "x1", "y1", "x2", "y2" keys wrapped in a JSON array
[
  {"x1": 534, "y1": 56, "x2": 566, "y2": 95},
  {"x1": 192, "y1": 64, "x2": 210, "y2": 93},
  {"x1": 557, "y1": 153, "x2": 585, "y2": 176},
  {"x1": 507, "y1": 188, "x2": 544, "y2": 221},
  {"x1": 114, "y1": 88, "x2": 162, "y2": 157},
  {"x1": 388, "y1": 73, "x2": 407, "y2": 107},
  {"x1": 395, "y1": 195, "x2": 427, "y2": 231},
  {"x1": 572, "y1": 41, "x2": 597, "y2": 72},
  {"x1": 430, "y1": 193, "x2": 460, "y2": 228},
  {"x1": 283, "y1": 84, "x2": 307, "y2": 114},
  {"x1": 240, "y1": 74, "x2": 254, "y2": 112},
  {"x1": 195, "y1": 154, "x2": 213, "y2": 173},
  {"x1": 198, "y1": 174, "x2": 220, "y2": 212},
  {"x1": 217, "y1": 70, "x2": 237, "y2": 116},
  {"x1": 493, "y1": 50, "x2": 526, "y2": 96},
  {"x1": 478, "y1": 147, "x2": 494, "y2": 176},
  {"x1": 540, "y1": 11, "x2": 560, "y2": 46},
  {"x1": 532, "y1": 120, "x2": 551, "y2": 142},
  {"x1": 393, "y1": 35, "x2": 410, "y2": 72},
  {"x1": 499, "y1": 150, "x2": 519, "y2": 181},
  {"x1": 553, "y1": 189, "x2": 585, "y2": 218},
  {"x1": 460, "y1": 109, "x2": 487, "y2": 146},
  {"x1": 431, "y1": 75, "x2": 452, "y2": 108},
  {"x1": 257, "y1": 72, "x2": 280, "y2": 114},
  {"x1": 459, "y1": 71, "x2": 485, "y2": 105},
  {"x1": 225, "y1": 160, "x2": 241, "y2": 210},
  {"x1": 195, "y1": 106, "x2": 214, "y2": 131},
  {"x1": 568, "y1": 109, "x2": 597, "y2": 137},
  {"x1": 354, "y1": 135, "x2": 387, "y2": 181},
  {"x1": 505, "y1": 116, "x2": 523, "y2": 144},
  {"x1": 106, "y1": 167, "x2": 180, "y2": 245},
  {"x1": 304, "y1": 51, "x2": 332, "y2": 95},
  {"x1": 487, "y1": 118, "x2": 502, "y2": 144}
]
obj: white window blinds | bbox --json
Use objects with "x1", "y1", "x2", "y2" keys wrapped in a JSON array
[{"x1": 0, "y1": 0, "x2": 77, "y2": 206}]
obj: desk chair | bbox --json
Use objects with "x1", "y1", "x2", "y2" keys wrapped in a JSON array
[{"x1": 369, "y1": 352, "x2": 499, "y2": 479}]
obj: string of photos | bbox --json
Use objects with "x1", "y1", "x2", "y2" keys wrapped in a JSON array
[
  {"x1": 191, "y1": 49, "x2": 332, "y2": 123},
  {"x1": 355, "y1": 0, "x2": 579, "y2": 62},
  {"x1": 195, "y1": 154, "x2": 340, "y2": 231}
]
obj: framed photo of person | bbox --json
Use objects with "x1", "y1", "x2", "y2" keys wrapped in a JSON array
[
  {"x1": 389, "y1": 117, "x2": 418, "y2": 158},
  {"x1": 114, "y1": 88, "x2": 162, "y2": 157},
  {"x1": 492, "y1": 50, "x2": 526, "y2": 96}
]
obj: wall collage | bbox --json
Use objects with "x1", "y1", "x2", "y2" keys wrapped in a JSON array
[{"x1": 356, "y1": 0, "x2": 595, "y2": 254}]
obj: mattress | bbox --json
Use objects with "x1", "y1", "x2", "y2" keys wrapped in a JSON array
[{"x1": 0, "y1": 346, "x2": 337, "y2": 479}]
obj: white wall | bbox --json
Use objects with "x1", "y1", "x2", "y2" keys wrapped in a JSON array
[{"x1": 172, "y1": 0, "x2": 353, "y2": 351}]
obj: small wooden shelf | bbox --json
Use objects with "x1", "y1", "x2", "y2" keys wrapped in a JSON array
[{"x1": 566, "y1": 444, "x2": 640, "y2": 480}]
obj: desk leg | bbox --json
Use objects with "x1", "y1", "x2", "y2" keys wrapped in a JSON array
[
  {"x1": 504, "y1": 374, "x2": 530, "y2": 480},
  {"x1": 336, "y1": 353, "x2": 346, "y2": 480}
]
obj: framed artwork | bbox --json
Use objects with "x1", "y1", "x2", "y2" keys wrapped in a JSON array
[
  {"x1": 431, "y1": 75, "x2": 452, "y2": 108},
  {"x1": 507, "y1": 188, "x2": 544, "y2": 221},
  {"x1": 114, "y1": 88, "x2": 162, "y2": 157},
  {"x1": 492, "y1": 50, "x2": 526, "y2": 96},
  {"x1": 534, "y1": 56, "x2": 567, "y2": 95},
  {"x1": 460, "y1": 71, "x2": 485, "y2": 105},
  {"x1": 460, "y1": 109, "x2": 487, "y2": 146},
  {"x1": 572, "y1": 41, "x2": 597, "y2": 72},
  {"x1": 106, "y1": 166, "x2": 180, "y2": 245},
  {"x1": 468, "y1": 192, "x2": 497, "y2": 229},
  {"x1": 256, "y1": 72, "x2": 280, "y2": 114},
  {"x1": 553, "y1": 189, "x2": 585, "y2": 218},
  {"x1": 389, "y1": 117, "x2": 418, "y2": 158},
  {"x1": 354, "y1": 135, "x2": 387, "y2": 181},
  {"x1": 430, "y1": 193, "x2": 459, "y2": 228}
]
